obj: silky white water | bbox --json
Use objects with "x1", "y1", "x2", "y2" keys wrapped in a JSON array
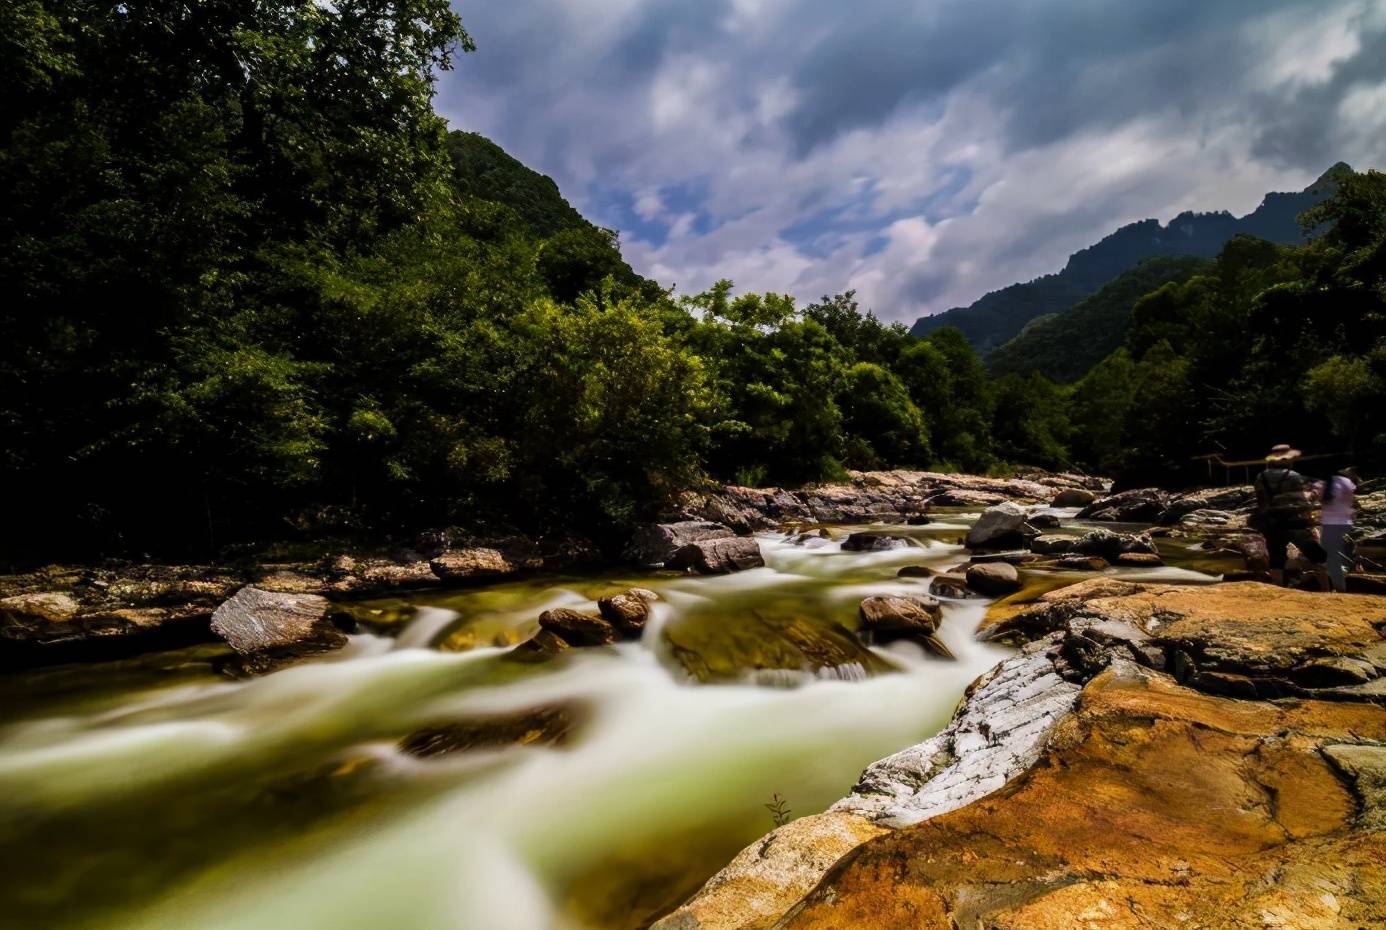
[{"x1": 0, "y1": 518, "x2": 1219, "y2": 930}]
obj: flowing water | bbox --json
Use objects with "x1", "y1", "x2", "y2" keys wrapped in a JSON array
[{"x1": 0, "y1": 515, "x2": 1224, "y2": 930}]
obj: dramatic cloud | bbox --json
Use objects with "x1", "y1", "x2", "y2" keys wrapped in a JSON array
[{"x1": 438, "y1": 0, "x2": 1386, "y2": 322}]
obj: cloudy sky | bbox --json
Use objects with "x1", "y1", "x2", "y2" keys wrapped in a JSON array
[{"x1": 436, "y1": 0, "x2": 1386, "y2": 324}]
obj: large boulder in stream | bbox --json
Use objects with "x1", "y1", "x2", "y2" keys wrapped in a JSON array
[
  {"x1": 964, "y1": 562, "x2": 1022, "y2": 596},
  {"x1": 667, "y1": 537, "x2": 765, "y2": 574},
  {"x1": 964, "y1": 503, "x2": 1039, "y2": 550},
  {"x1": 538, "y1": 608, "x2": 618, "y2": 647},
  {"x1": 210, "y1": 586, "x2": 347, "y2": 674},
  {"x1": 624, "y1": 521, "x2": 736, "y2": 565},
  {"x1": 596, "y1": 588, "x2": 658, "y2": 637},
  {"x1": 857, "y1": 595, "x2": 951, "y2": 657}
]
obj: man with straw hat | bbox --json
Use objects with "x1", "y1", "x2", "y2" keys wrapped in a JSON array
[{"x1": 1251, "y1": 443, "x2": 1324, "y2": 586}]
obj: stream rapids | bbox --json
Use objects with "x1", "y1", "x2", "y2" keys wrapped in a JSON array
[{"x1": 0, "y1": 513, "x2": 1217, "y2": 930}]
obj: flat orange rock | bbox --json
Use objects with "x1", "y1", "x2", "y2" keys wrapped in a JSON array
[{"x1": 778, "y1": 665, "x2": 1386, "y2": 930}]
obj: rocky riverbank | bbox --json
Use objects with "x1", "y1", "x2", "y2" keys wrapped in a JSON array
[
  {"x1": 0, "y1": 470, "x2": 1091, "y2": 669},
  {"x1": 654, "y1": 580, "x2": 1386, "y2": 930},
  {"x1": 6, "y1": 469, "x2": 1385, "y2": 672}
]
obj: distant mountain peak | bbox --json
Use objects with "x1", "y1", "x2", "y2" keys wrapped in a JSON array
[{"x1": 908, "y1": 163, "x2": 1348, "y2": 351}]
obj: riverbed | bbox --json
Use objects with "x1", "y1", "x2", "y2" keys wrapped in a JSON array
[{"x1": 0, "y1": 515, "x2": 1222, "y2": 930}]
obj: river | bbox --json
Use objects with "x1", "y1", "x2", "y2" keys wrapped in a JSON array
[{"x1": 0, "y1": 514, "x2": 1220, "y2": 930}]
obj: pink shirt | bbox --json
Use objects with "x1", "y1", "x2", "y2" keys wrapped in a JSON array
[{"x1": 1322, "y1": 476, "x2": 1356, "y2": 525}]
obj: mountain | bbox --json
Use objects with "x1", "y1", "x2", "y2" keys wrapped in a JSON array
[
  {"x1": 986, "y1": 255, "x2": 1208, "y2": 382},
  {"x1": 908, "y1": 164, "x2": 1351, "y2": 354},
  {"x1": 446, "y1": 131, "x2": 592, "y2": 238}
]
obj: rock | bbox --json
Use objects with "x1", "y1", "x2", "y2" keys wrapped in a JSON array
[
  {"x1": 840, "y1": 532, "x2": 911, "y2": 552},
  {"x1": 896, "y1": 565, "x2": 934, "y2": 578},
  {"x1": 1027, "y1": 512, "x2": 1061, "y2": 529},
  {"x1": 355, "y1": 559, "x2": 440, "y2": 590},
  {"x1": 1115, "y1": 551, "x2": 1164, "y2": 567},
  {"x1": 776, "y1": 664, "x2": 1386, "y2": 930},
  {"x1": 1178, "y1": 508, "x2": 1239, "y2": 528},
  {"x1": 1051, "y1": 487, "x2": 1096, "y2": 507},
  {"x1": 1347, "y1": 573, "x2": 1386, "y2": 595},
  {"x1": 504, "y1": 628, "x2": 572, "y2": 663},
  {"x1": 649, "y1": 812, "x2": 889, "y2": 930},
  {"x1": 1294, "y1": 656, "x2": 1378, "y2": 688},
  {"x1": 927, "y1": 488, "x2": 1010, "y2": 507},
  {"x1": 964, "y1": 562, "x2": 1021, "y2": 596},
  {"x1": 1072, "y1": 528, "x2": 1157, "y2": 560},
  {"x1": 1323, "y1": 744, "x2": 1386, "y2": 830},
  {"x1": 964, "y1": 503, "x2": 1039, "y2": 550},
  {"x1": 906, "y1": 514, "x2": 932, "y2": 525},
  {"x1": 399, "y1": 704, "x2": 577, "y2": 758},
  {"x1": 674, "y1": 471, "x2": 1077, "y2": 535},
  {"x1": 1077, "y1": 487, "x2": 1170, "y2": 522},
  {"x1": 1158, "y1": 485, "x2": 1255, "y2": 525},
  {"x1": 537, "y1": 608, "x2": 617, "y2": 647},
  {"x1": 210, "y1": 586, "x2": 346, "y2": 673},
  {"x1": 966, "y1": 550, "x2": 1037, "y2": 565},
  {"x1": 857, "y1": 594, "x2": 950, "y2": 656},
  {"x1": 667, "y1": 537, "x2": 765, "y2": 574},
  {"x1": 428, "y1": 547, "x2": 522, "y2": 581},
  {"x1": 839, "y1": 638, "x2": 1086, "y2": 827},
  {"x1": 674, "y1": 581, "x2": 1386, "y2": 930},
  {"x1": 1056, "y1": 555, "x2": 1109, "y2": 571},
  {"x1": 988, "y1": 579, "x2": 1386, "y2": 701},
  {"x1": 662, "y1": 610, "x2": 892, "y2": 684},
  {"x1": 596, "y1": 588, "x2": 658, "y2": 637},
  {"x1": 0, "y1": 591, "x2": 81, "y2": 623},
  {"x1": 1235, "y1": 533, "x2": 1271, "y2": 571},
  {"x1": 1030, "y1": 534, "x2": 1073, "y2": 555},
  {"x1": 0, "y1": 566, "x2": 244, "y2": 667},
  {"x1": 625, "y1": 521, "x2": 735, "y2": 565},
  {"x1": 928, "y1": 574, "x2": 976, "y2": 599}
]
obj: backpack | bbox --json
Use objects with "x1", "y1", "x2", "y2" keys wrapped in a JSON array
[{"x1": 1251, "y1": 468, "x2": 1311, "y2": 530}]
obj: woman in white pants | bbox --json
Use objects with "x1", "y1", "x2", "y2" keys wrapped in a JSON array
[{"x1": 1320, "y1": 467, "x2": 1360, "y2": 592}]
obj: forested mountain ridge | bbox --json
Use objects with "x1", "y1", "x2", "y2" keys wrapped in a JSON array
[
  {"x1": 446, "y1": 130, "x2": 591, "y2": 238},
  {"x1": 908, "y1": 164, "x2": 1350, "y2": 353},
  {"x1": 986, "y1": 255, "x2": 1208, "y2": 382}
]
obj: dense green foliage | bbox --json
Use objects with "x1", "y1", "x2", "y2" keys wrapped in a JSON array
[
  {"x1": 2, "y1": 2, "x2": 1383, "y2": 565},
  {"x1": 988, "y1": 256, "x2": 1208, "y2": 382},
  {"x1": 1067, "y1": 178, "x2": 1386, "y2": 480},
  {"x1": 446, "y1": 131, "x2": 589, "y2": 238}
]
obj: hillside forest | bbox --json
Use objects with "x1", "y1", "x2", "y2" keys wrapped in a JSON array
[{"x1": 3, "y1": 1, "x2": 1385, "y2": 564}]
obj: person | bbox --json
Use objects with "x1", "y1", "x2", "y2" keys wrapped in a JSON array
[
  {"x1": 1251, "y1": 444, "x2": 1323, "y2": 585},
  {"x1": 1320, "y1": 466, "x2": 1360, "y2": 592}
]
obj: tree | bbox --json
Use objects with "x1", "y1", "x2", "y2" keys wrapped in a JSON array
[{"x1": 838, "y1": 363, "x2": 929, "y2": 469}]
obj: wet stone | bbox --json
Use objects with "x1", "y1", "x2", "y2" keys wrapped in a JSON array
[
  {"x1": 538, "y1": 608, "x2": 618, "y2": 647},
  {"x1": 840, "y1": 532, "x2": 912, "y2": 552},
  {"x1": 596, "y1": 588, "x2": 658, "y2": 637},
  {"x1": 897, "y1": 565, "x2": 934, "y2": 578},
  {"x1": 965, "y1": 562, "x2": 1022, "y2": 596},
  {"x1": 667, "y1": 537, "x2": 765, "y2": 574},
  {"x1": 400, "y1": 704, "x2": 578, "y2": 758},
  {"x1": 929, "y1": 574, "x2": 977, "y2": 599}
]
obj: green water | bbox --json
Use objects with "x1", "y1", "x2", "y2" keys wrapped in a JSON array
[{"x1": 0, "y1": 516, "x2": 1217, "y2": 930}]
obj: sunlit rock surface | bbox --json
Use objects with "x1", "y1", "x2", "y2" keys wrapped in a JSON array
[{"x1": 661, "y1": 581, "x2": 1386, "y2": 930}]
